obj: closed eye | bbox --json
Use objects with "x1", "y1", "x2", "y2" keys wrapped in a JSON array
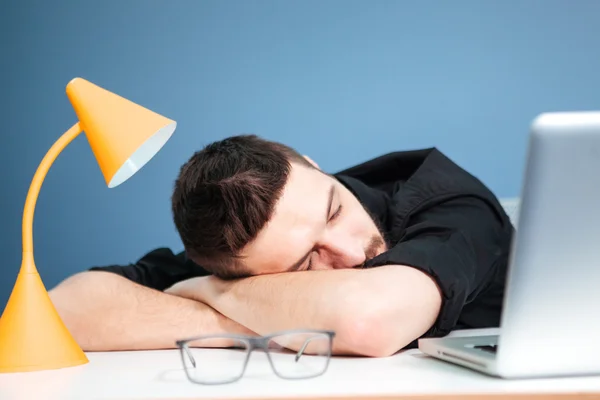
[
  {"x1": 329, "y1": 205, "x2": 342, "y2": 221},
  {"x1": 307, "y1": 205, "x2": 343, "y2": 270}
]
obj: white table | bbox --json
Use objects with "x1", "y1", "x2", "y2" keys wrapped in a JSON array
[{"x1": 1, "y1": 329, "x2": 599, "y2": 400}]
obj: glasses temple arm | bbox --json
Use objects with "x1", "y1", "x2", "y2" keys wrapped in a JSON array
[
  {"x1": 183, "y1": 346, "x2": 197, "y2": 368},
  {"x1": 295, "y1": 336, "x2": 319, "y2": 362}
]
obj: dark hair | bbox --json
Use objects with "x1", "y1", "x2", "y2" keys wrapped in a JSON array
[{"x1": 171, "y1": 134, "x2": 313, "y2": 279}]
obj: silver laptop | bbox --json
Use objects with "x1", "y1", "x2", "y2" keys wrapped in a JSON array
[{"x1": 418, "y1": 111, "x2": 600, "y2": 379}]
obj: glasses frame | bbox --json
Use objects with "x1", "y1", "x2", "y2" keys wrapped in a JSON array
[{"x1": 175, "y1": 328, "x2": 336, "y2": 385}]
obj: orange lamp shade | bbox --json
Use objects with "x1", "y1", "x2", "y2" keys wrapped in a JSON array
[{"x1": 66, "y1": 78, "x2": 176, "y2": 188}]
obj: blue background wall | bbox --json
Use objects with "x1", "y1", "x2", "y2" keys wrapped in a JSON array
[{"x1": 2, "y1": 0, "x2": 600, "y2": 306}]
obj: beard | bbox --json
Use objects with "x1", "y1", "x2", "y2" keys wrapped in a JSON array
[
  {"x1": 355, "y1": 211, "x2": 388, "y2": 269},
  {"x1": 365, "y1": 234, "x2": 386, "y2": 260}
]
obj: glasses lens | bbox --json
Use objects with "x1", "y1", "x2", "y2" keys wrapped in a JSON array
[
  {"x1": 181, "y1": 338, "x2": 249, "y2": 384},
  {"x1": 267, "y1": 332, "x2": 331, "y2": 379}
]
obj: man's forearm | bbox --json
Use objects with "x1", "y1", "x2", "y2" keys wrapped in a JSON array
[
  {"x1": 191, "y1": 266, "x2": 441, "y2": 357},
  {"x1": 49, "y1": 271, "x2": 255, "y2": 352}
]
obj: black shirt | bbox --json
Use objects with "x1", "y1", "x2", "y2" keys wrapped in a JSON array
[{"x1": 90, "y1": 147, "x2": 514, "y2": 340}]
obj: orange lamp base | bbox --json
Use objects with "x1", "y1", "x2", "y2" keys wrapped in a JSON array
[{"x1": 0, "y1": 254, "x2": 89, "y2": 373}]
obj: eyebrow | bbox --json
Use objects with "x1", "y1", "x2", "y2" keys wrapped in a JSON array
[{"x1": 286, "y1": 184, "x2": 335, "y2": 272}]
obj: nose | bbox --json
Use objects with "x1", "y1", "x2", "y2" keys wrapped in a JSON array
[{"x1": 319, "y1": 233, "x2": 366, "y2": 269}]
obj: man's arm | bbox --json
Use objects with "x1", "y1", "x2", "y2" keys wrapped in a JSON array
[
  {"x1": 167, "y1": 196, "x2": 512, "y2": 357},
  {"x1": 49, "y1": 270, "x2": 255, "y2": 351},
  {"x1": 166, "y1": 265, "x2": 442, "y2": 357}
]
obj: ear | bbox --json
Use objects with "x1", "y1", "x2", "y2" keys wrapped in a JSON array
[{"x1": 303, "y1": 155, "x2": 320, "y2": 169}]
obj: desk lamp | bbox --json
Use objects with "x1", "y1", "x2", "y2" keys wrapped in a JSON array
[{"x1": 0, "y1": 77, "x2": 176, "y2": 373}]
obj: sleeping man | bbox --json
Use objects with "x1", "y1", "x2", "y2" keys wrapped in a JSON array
[{"x1": 49, "y1": 134, "x2": 514, "y2": 356}]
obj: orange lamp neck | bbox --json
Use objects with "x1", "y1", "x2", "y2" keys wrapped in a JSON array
[{"x1": 21, "y1": 122, "x2": 82, "y2": 274}]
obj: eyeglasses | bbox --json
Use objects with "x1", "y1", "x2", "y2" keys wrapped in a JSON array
[{"x1": 175, "y1": 329, "x2": 336, "y2": 385}]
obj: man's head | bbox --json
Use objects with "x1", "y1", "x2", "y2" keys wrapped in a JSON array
[{"x1": 171, "y1": 135, "x2": 387, "y2": 279}]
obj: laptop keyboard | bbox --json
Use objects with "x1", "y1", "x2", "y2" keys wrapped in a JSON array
[{"x1": 474, "y1": 344, "x2": 498, "y2": 353}]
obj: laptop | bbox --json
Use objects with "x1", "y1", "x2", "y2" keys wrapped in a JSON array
[{"x1": 418, "y1": 111, "x2": 600, "y2": 379}]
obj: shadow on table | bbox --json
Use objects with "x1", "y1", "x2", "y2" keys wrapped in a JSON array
[{"x1": 154, "y1": 367, "x2": 286, "y2": 384}]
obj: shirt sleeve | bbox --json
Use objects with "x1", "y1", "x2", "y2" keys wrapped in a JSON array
[
  {"x1": 89, "y1": 247, "x2": 210, "y2": 291},
  {"x1": 364, "y1": 195, "x2": 513, "y2": 337}
]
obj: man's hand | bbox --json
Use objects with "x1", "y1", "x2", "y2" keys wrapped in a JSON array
[{"x1": 165, "y1": 266, "x2": 442, "y2": 358}]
